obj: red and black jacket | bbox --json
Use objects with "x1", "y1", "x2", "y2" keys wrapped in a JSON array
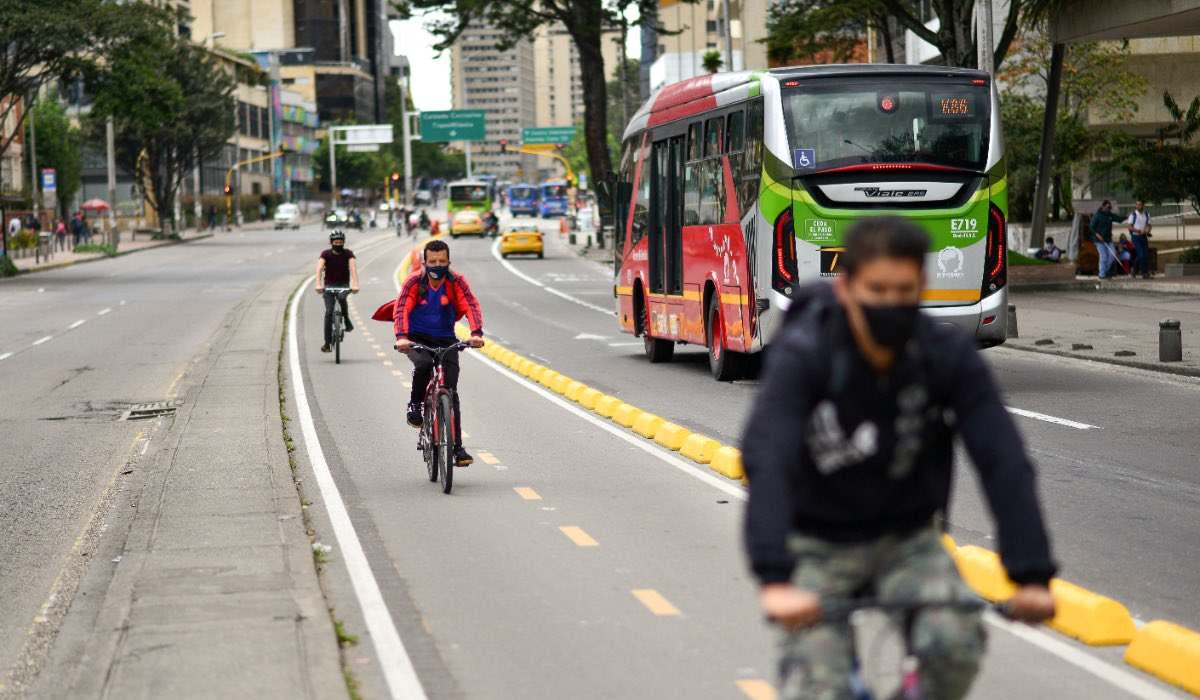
[{"x1": 391, "y1": 269, "x2": 484, "y2": 340}]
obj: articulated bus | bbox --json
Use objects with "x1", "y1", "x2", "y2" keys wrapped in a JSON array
[
  {"x1": 508, "y1": 183, "x2": 540, "y2": 216},
  {"x1": 447, "y1": 179, "x2": 494, "y2": 215},
  {"x1": 539, "y1": 180, "x2": 570, "y2": 217},
  {"x1": 612, "y1": 64, "x2": 1008, "y2": 380}
]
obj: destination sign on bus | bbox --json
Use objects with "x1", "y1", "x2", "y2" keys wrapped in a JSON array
[{"x1": 932, "y1": 92, "x2": 975, "y2": 118}]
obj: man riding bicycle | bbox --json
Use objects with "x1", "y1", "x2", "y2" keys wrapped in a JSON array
[
  {"x1": 394, "y1": 239, "x2": 484, "y2": 466},
  {"x1": 741, "y1": 217, "x2": 1057, "y2": 699},
  {"x1": 315, "y1": 229, "x2": 360, "y2": 352}
]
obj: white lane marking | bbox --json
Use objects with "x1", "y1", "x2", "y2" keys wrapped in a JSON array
[
  {"x1": 119, "y1": 300, "x2": 127, "y2": 306},
  {"x1": 97, "y1": 307, "x2": 111, "y2": 316},
  {"x1": 288, "y1": 277, "x2": 428, "y2": 700},
  {"x1": 608, "y1": 342, "x2": 643, "y2": 347},
  {"x1": 140, "y1": 439, "x2": 151, "y2": 456},
  {"x1": 574, "y1": 333, "x2": 608, "y2": 340},
  {"x1": 0, "y1": 353, "x2": 11, "y2": 361},
  {"x1": 490, "y1": 238, "x2": 614, "y2": 316},
  {"x1": 32, "y1": 336, "x2": 52, "y2": 346},
  {"x1": 68, "y1": 319, "x2": 86, "y2": 330},
  {"x1": 1006, "y1": 407, "x2": 1098, "y2": 431},
  {"x1": 983, "y1": 610, "x2": 1178, "y2": 700}
]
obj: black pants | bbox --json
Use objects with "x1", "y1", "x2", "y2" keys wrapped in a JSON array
[
  {"x1": 323, "y1": 291, "x2": 353, "y2": 345},
  {"x1": 406, "y1": 333, "x2": 463, "y2": 447}
]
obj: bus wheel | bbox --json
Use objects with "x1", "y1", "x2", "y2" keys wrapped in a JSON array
[
  {"x1": 641, "y1": 298, "x2": 674, "y2": 363},
  {"x1": 706, "y1": 296, "x2": 740, "y2": 381}
]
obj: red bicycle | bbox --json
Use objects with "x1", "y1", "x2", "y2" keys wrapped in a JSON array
[{"x1": 410, "y1": 342, "x2": 469, "y2": 494}]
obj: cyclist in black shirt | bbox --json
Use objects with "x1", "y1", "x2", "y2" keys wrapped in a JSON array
[
  {"x1": 315, "y1": 229, "x2": 360, "y2": 352},
  {"x1": 742, "y1": 217, "x2": 1056, "y2": 699}
]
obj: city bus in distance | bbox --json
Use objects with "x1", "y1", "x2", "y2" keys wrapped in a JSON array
[
  {"x1": 508, "y1": 183, "x2": 540, "y2": 216},
  {"x1": 539, "y1": 180, "x2": 570, "y2": 217},
  {"x1": 447, "y1": 179, "x2": 493, "y2": 216},
  {"x1": 611, "y1": 65, "x2": 1008, "y2": 380}
]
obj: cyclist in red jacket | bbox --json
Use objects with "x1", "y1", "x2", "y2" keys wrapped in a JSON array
[{"x1": 394, "y1": 239, "x2": 484, "y2": 466}]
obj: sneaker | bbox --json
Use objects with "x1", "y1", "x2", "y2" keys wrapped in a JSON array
[
  {"x1": 344, "y1": 320, "x2": 354, "y2": 333},
  {"x1": 454, "y1": 448, "x2": 474, "y2": 467},
  {"x1": 406, "y1": 402, "x2": 423, "y2": 428},
  {"x1": 320, "y1": 344, "x2": 332, "y2": 353}
]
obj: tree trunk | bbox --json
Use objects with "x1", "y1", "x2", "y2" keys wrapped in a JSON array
[{"x1": 566, "y1": 7, "x2": 614, "y2": 183}]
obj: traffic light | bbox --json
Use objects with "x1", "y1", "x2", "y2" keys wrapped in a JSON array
[
  {"x1": 499, "y1": 138, "x2": 508, "y2": 154},
  {"x1": 223, "y1": 184, "x2": 232, "y2": 195},
  {"x1": 391, "y1": 172, "x2": 400, "y2": 183}
]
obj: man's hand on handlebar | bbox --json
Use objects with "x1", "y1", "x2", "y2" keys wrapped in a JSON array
[
  {"x1": 315, "y1": 286, "x2": 324, "y2": 295},
  {"x1": 760, "y1": 583, "x2": 821, "y2": 631},
  {"x1": 1006, "y1": 584, "x2": 1055, "y2": 623},
  {"x1": 350, "y1": 286, "x2": 359, "y2": 294},
  {"x1": 467, "y1": 336, "x2": 485, "y2": 349},
  {"x1": 394, "y1": 338, "x2": 413, "y2": 353}
]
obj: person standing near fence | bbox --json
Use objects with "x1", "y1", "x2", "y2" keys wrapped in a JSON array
[
  {"x1": 1126, "y1": 200, "x2": 1153, "y2": 279},
  {"x1": 1089, "y1": 200, "x2": 1123, "y2": 279}
]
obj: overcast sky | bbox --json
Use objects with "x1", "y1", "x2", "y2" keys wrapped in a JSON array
[{"x1": 389, "y1": 10, "x2": 639, "y2": 113}]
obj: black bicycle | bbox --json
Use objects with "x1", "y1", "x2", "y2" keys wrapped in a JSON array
[
  {"x1": 774, "y1": 596, "x2": 1005, "y2": 700},
  {"x1": 324, "y1": 287, "x2": 352, "y2": 364},
  {"x1": 410, "y1": 342, "x2": 469, "y2": 494}
]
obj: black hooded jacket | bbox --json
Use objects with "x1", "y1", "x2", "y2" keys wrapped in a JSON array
[{"x1": 741, "y1": 283, "x2": 1057, "y2": 587}]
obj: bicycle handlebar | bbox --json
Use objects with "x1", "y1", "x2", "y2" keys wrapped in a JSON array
[
  {"x1": 766, "y1": 597, "x2": 1012, "y2": 627},
  {"x1": 407, "y1": 342, "x2": 471, "y2": 359}
]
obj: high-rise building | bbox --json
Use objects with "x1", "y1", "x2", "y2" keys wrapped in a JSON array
[
  {"x1": 533, "y1": 24, "x2": 624, "y2": 130},
  {"x1": 450, "y1": 23, "x2": 539, "y2": 181},
  {"x1": 649, "y1": 0, "x2": 769, "y2": 92}
]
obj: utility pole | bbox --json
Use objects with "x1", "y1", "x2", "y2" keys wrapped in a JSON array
[
  {"x1": 328, "y1": 129, "x2": 338, "y2": 208},
  {"x1": 106, "y1": 117, "x2": 117, "y2": 245},
  {"x1": 465, "y1": 142, "x2": 473, "y2": 179},
  {"x1": 721, "y1": 0, "x2": 734, "y2": 72},
  {"x1": 977, "y1": 0, "x2": 995, "y2": 74},
  {"x1": 397, "y1": 58, "x2": 414, "y2": 207},
  {"x1": 28, "y1": 98, "x2": 39, "y2": 221}
]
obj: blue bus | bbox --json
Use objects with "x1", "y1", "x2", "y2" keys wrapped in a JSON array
[
  {"x1": 507, "y1": 183, "x2": 539, "y2": 216},
  {"x1": 538, "y1": 180, "x2": 570, "y2": 217}
]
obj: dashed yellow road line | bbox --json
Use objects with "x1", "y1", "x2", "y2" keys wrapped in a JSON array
[
  {"x1": 391, "y1": 370, "x2": 404, "y2": 377},
  {"x1": 631, "y1": 589, "x2": 681, "y2": 616},
  {"x1": 479, "y1": 451, "x2": 500, "y2": 465},
  {"x1": 376, "y1": 352, "x2": 386, "y2": 358},
  {"x1": 559, "y1": 526, "x2": 598, "y2": 547},
  {"x1": 513, "y1": 487, "x2": 542, "y2": 500},
  {"x1": 382, "y1": 360, "x2": 393, "y2": 366},
  {"x1": 735, "y1": 679, "x2": 777, "y2": 700}
]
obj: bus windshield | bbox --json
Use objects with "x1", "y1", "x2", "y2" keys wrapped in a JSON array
[
  {"x1": 511, "y1": 186, "x2": 536, "y2": 199},
  {"x1": 781, "y1": 79, "x2": 990, "y2": 172},
  {"x1": 450, "y1": 185, "x2": 489, "y2": 202},
  {"x1": 542, "y1": 184, "x2": 567, "y2": 198}
]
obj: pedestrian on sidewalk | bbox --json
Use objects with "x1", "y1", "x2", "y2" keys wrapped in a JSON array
[
  {"x1": 54, "y1": 218, "x2": 67, "y2": 251},
  {"x1": 1125, "y1": 200, "x2": 1153, "y2": 279},
  {"x1": 1116, "y1": 233, "x2": 1135, "y2": 275},
  {"x1": 8, "y1": 214, "x2": 21, "y2": 241},
  {"x1": 70, "y1": 212, "x2": 84, "y2": 247},
  {"x1": 206, "y1": 205, "x2": 217, "y2": 230},
  {"x1": 1089, "y1": 200, "x2": 1123, "y2": 279},
  {"x1": 1034, "y1": 236, "x2": 1063, "y2": 263}
]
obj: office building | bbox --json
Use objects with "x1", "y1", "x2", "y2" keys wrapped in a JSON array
[
  {"x1": 533, "y1": 23, "x2": 625, "y2": 130},
  {"x1": 649, "y1": 0, "x2": 769, "y2": 92}
]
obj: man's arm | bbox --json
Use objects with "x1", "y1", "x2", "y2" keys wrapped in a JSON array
[
  {"x1": 452, "y1": 275, "x2": 485, "y2": 338},
  {"x1": 948, "y1": 338, "x2": 1057, "y2": 586},
  {"x1": 314, "y1": 257, "x2": 325, "y2": 293},
  {"x1": 349, "y1": 257, "x2": 360, "y2": 292}
]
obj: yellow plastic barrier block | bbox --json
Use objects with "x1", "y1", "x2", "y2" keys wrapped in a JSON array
[
  {"x1": 952, "y1": 545, "x2": 1017, "y2": 602},
  {"x1": 515, "y1": 359, "x2": 533, "y2": 376},
  {"x1": 527, "y1": 365, "x2": 547, "y2": 382},
  {"x1": 710, "y1": 446, "x2": 744, "y2": 480},
  {"x1": 1047, "y1": 579, "x2": 1135, "y2": 645},
  {"x1": 679, "y1": 434, "x2": 721, "y2": 464},
  {"x1": 577, "y1": 387, "x2": 602, "y2": 410},
  {"x1": 538, "y1": 370, "x2": 560, "y2": 388},
  {"x1": 633, "y1": 412, "x2": 664, "y2": 438},
  {"x1": 564, "y1": 381, "x2": 587, "y2": 401},
  {"x1": 551, "y1": 374, "x2": 573, "y2": 395},
  {"x1": 503, "y1": 352, "x2": 519, "y2": 368},
  {"x1": 940, "y1": 533, "x2": 958, "y2": 555},
  {"x1": 1125, "y1": 620, "x2": 1200, "y2": 695},
  {"x1": 612, "y1": 403, "x2": 642, "y2": 428},
  {"x1": 593, "y1": 394, "x2": 621, "y2": 418},
  {"x1": 653, "y1": 422, "x2": 691, "y2": 451}
]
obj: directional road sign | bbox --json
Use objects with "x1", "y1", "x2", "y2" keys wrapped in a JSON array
[
  {"x1": 522, "y1": 126, "x2": 576, "y2": 145},
  {"x1": 420, "y1": 110, "x2": 486, "y2": 142}
]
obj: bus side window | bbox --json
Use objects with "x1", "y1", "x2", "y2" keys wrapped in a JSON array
[
  {"x1": 739, "y1": 99, "x2": 764, "y2": 216},
  {"x1": 704, "y1": 118, "x2": 723, "y2": 157},
  {"x1": 726, "y1": 111, "x2": 744, "y2": 153},
  {"x1": 699, "y1": 159, "x2": 724, "y2": 225},
  {"x1": 684, "y1": 161, "x2": 700, "y2": 226},
  {"x1": 688, "y1": 123, "x2": 703, "y2": 161},
  {"x1": 632, "y1": 137, "x2": 650, "y2": 243},
  {"x1": 615, "y1": 137, "x2": 636, "y2": 253}
]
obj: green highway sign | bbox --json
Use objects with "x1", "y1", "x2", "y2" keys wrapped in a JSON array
[
  {"x1": 419, "y1": 110, "x2": 486, "y2": 142},
  {"x1": 522, "y1": 126, "x2": 576, "y2": 145}
]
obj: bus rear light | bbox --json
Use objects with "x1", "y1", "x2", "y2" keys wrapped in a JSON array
[
  {"x1": 982, "y1": 315, "x2": 996, "y2": 325},
  {"x1": 772, "y1": 208, "x2": 797, "y2": 294},
  {"x1": 982, "y1": 204, "x2": 1007, "y2": 295}
]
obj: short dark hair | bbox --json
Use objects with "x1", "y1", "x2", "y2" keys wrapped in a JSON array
[
  {"x1": 841, "y1": 217, "x2": 929, "y2": 276},
  {"x1": 424, "y1": 239, "x2": 449, "y2": 260},
  {"x1": 1046, "y1": 236, "x2": 1055, "y2": 244}
]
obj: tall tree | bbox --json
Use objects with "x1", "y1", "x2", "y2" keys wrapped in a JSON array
[
  {"x1": 0, "y1": 0, "x2": 132, "y2": 162},
  {"x1": 26, "y1": 99, "x2": 82, "y2": 219},
  {"x1": 86, "y1": 7, "x2": 237, "y2": 234},
  {"x1": 767, "y1": 0, "x2": 896, "y2": 65},
  {"x1": 392, "y1": 0, "x2": 671, "y2": 185}
]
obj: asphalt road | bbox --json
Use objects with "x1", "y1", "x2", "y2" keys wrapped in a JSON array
[{"x1": 290, "y1": 221, "x2": 1192, "y2": 699}]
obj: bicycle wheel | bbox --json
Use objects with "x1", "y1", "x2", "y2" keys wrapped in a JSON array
[
  {"x1": 437, "y1": 392, "x2": 454, "y2": 494},
  {"x1": 422, "y1": 397, "x2": 437, "y2": 482},
  {"x1": 333, "y1": 311, "x2": 342, "y2": 364}
]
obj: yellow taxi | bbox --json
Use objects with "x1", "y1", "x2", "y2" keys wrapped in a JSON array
[
  {"x1": 499, "y1": 226, "x2": 544, "y2": 259},
  {"x1": 450, "y1": 209, "x2": 484, "y2": 237}
]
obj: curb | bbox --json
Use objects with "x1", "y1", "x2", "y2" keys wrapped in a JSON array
[
  {"x1": 1011, "y1": 278, "x2": 1200, "y2": 295},
  {"x1": 3, "y1": 232, "x2": 215, "y2": 280},
  {"x1": 401, "y1": 238, "x2": 1200, "y2": 698},
  {"x1": 1003, "y1": 342, "x2": 1200, "y2": 379}
]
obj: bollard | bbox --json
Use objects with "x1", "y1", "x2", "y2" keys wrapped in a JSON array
[
  {"x1": 568, "y1": 232, "x2": 576, "y2": 245},
  {"x1": 1006, "y1": 304, "x2": 1019, "y2": 338},
  {"x1": 1159, "y1": 319, "x2": 1182, "y2": 362}
]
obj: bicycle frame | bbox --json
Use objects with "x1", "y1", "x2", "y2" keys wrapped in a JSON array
[{"x1": 410, "y1": 342, "x2": 469, "y2": 493}]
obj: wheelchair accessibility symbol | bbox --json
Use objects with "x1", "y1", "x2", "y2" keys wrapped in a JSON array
[{"x1": 793, "y1": 148, "x2": 815, "y2": 170}]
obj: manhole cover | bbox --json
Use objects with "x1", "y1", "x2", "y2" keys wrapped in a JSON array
[{"x1": 121, "y1": 401, "x2": 178, "y2": 421}]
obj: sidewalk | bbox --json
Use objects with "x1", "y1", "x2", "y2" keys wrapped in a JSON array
[
  {"x1": 1007, "y1": 285, "x2": 1200, "y2": 377},
  {"x1": 39, "y1": 272, "x2": 345, "y2": 697}
]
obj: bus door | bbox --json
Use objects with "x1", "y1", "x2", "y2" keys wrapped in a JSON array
[{"x1": 649, "y1": 136, "x2": 685, "y2": 338}]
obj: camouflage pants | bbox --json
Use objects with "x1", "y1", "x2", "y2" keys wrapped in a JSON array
[{"x1": 777, "y1": 525, "x2": 986, "y2": 700}]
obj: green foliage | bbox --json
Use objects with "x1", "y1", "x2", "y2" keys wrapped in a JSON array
[
  {"x1": 86, "y1": 5, "x2": 237, "y2": 234},
  {"x1": 702, "y1": 50, "x2": 724, "y2": 74},
  {"x1": 1117, "y1": 92, "x2": 1200, "y2": 216},
  {"x1": 73, "y1": 243, "x2": 118, "y2": 256},
  {"x1": 382, "y1": 81, "x2": 465, "y2": 181},
  {"x1": 313, "y1": 134, "x2": 388, "y2": 192},
  {"x1": 1008, "y1": 250, "x2": 1048, "y2": 266},
  {"x1": 1178, "y1": 246, "x2": 1200, "y2": 264},
  {"x1": 0, "y1": 253, "x2": 18, "y2": 277},
  {"x1": 27, "y1": 100, "x2": 82, "y2": 219}
]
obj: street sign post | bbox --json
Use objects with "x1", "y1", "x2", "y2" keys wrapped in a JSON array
[
  {"x1": 522, "y1": 126, "x2": 576, "y2": 145},
  {"x1": 41, "y1": 169, "x2": 56, "y2": 192},
  {"x1": 327, "y1": 124, "x2": 394, "y2": 204},
  {"x1": 419, "y1": 110, "x2": 486, "y2": 142}
]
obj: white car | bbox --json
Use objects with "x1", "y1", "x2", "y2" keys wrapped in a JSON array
[
  {"x1": 273, "y1": 203, "x2": 301, "y2": 229},
  {"x1": 414, "y1": 189, "x2": 433, "y2": 205}
]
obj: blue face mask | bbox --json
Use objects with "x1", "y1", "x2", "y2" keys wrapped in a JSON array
[{"x1": 426, "y1": 265, "x2": 449, "y2": 280}]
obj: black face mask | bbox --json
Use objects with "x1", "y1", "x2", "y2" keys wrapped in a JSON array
[
  {"x1": 861, "y1": 304, "x2": 920, "y2": 351},
  {"x1": 331, "y1": 242, "x2": 344, "y2": 252}
]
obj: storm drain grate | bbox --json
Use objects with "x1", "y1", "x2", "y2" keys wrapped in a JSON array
[{"x1": 121, "y1": 401, "x2": 178, "y2": 421}]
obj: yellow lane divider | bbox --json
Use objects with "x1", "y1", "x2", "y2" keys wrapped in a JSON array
[
  {"x1": 631, "y1": 589, "x2": 681, "y2": 617},
  {"x1": 559, "y1": 526, "x2": 599, "y2": 547},
  {"x1": 395, "y1": 237, "x2": 1200, "y2": 697},
  {"x1": 735, "y1": 679, "x2": 777, "y2": 700}
]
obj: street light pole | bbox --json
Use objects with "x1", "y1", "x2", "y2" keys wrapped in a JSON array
[
  {"x1": 328, "y1": 128, "x2": 338, "y2": 208},
  {"x1": 977, "y1": 0, "x2": 995, "y2": 74},
  {"x1": 28, "y1": 98, "x2": 39, "y2": 220},
  {"x1": 106, "y1": 116, "x2": 117, "y2": 245},
  {"x1": 397, "y1": 65, "x2": 414, "y2": 207},
  {"x1": 721, "y1": 0, "x2": 734, "y2": 71}
]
